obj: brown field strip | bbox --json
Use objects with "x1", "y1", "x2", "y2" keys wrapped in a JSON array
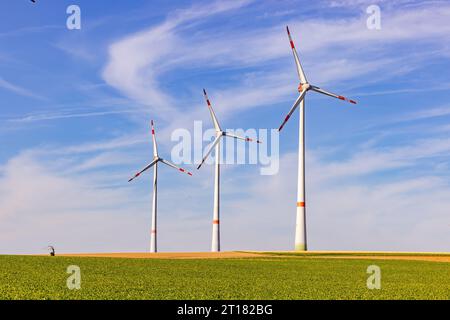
[
  {"x1": 43, "y1": 251, "x2": 450, "y2": 263},
  {"x1": 54, "y1": 251, "x2": 265, "y2": 259},
  {"x1": 304, "y1": 255, "x2": 450, "y2": 263}
]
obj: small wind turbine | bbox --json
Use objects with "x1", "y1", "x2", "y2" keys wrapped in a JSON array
[
  {"x1": 47, "y1": 246, "x2": 55, "y2": 256},
  {"x1": 278, "y1": 26, "x2": 357, "y2": 251},
  {"x1": 128, "y1": 120, "x2": 192, "y2": 253},
  {"x1": 198, "y1": 89, "x2": 261, "y2": 252}
]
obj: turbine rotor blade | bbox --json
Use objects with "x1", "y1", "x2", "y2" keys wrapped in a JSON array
[
  {"x1": 197, "y1": 135, "x2": 222, "y2": 170},
  {"x1": 310, "y1": 86, "x2": 357, "y2": 104},
  {"x1": 203, "y1": 89, "x2": 221, "y2": 131},
  {"x1": 286, "y1": 26, "x2": 307, "y2": 84},
  {"x1": 151, "y1": 120, "x2": 158, "y2": 157},
  {"x1": 278, "y1": 89, "x2": 307, "y2": 132},
  {"x1": 224, "y1": 132, "x2": 262, "y2": 144},
  {"x1": 160, "y1": 158, "x2": 193, "y2": 176},
  {"x1": 128, "y1": 158, "x2": 158, "y2": 182}
]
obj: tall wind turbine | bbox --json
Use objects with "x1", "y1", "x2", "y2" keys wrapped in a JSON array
[
  {"x1": 198, "y1": 89, "x2": 261, "y2": 252},
  {"x1": 278, "y1": 26, "x2": 357, "y2": 251},
  {"x1": 128, "y1": 120, "x2": 192, "y2": 253}
]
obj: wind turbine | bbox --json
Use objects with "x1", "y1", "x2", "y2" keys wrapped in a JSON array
[
  {"x1": 47, "y1": 246, "x2": 55, "y2": 256},
  {"x1": 278, "y1": 26, "x2": 357, "y2": 251},
  {"x1": 128, "y1": 120, "x2": 193, "y2": 253},
  {"x1": 198, "y1": 89, "x2": 261, "y2": 252}
]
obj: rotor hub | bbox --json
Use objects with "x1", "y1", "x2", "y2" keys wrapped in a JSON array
[{"x1": 298, "y1": 83, "x2": 310, "y2": 92}]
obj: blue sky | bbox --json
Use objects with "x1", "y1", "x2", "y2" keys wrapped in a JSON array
[{"x1": 1, "y1": 0, "x2": 450, "y2": 253}]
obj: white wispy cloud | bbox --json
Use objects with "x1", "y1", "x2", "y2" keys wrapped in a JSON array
[
  {"x1": 0, "y1": 77, "x2": 46, "y2": 100},
  {"x1": 397, "y1": 105, "x2": 450, "y2": 122},
  {"x1": 102, "y1": 0, "x2": 255, "y2": 119},
  {"x1": 102, "y1": 1, "x2": 450, "y2": 131},
  {"x1": 56, "y1": 134, "x2": 149, "y2": 155},
  {"x1": 308, "y1": 136, "x2": 450, "y2": 184}
]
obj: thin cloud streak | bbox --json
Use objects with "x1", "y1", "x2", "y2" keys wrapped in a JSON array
[
  {"x1": 9, "y1": 109, "x2": 144, "y2": 123},
  {"x1": 0, "y1": 77, "x2": 46, "y2": 101}
]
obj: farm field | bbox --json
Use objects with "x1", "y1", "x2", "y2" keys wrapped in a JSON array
[{"x1": 0, "y1": 252, "x2": 449, "y2": 300}]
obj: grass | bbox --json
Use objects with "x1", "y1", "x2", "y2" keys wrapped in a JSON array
[{"x1": 0, "y1": 255, "x2": 449, "y2": 300}]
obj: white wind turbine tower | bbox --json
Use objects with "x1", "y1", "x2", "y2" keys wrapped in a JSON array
[
  {"x1": 198, "y1": 89, "x2": 261, "y2": 252},
  {"x1": 279, "y1": 26, "x2": 357, "y2": 251},
  {"x1": 128, "y1": 120, "x2": 193, "y2": 253}
]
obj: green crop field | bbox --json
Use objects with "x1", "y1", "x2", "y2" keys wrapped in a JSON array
[{"x1": 0, "y1": 254, "x2": 449, "y2": 300}]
